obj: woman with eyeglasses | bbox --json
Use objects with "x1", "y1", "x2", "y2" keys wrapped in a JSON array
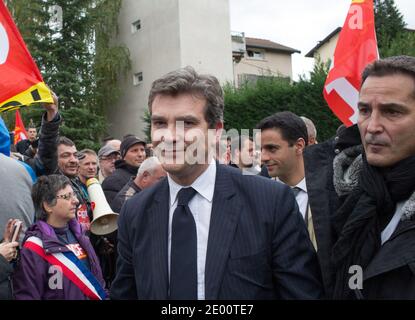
[{"x1": 13, "y1": 174, "x2": 107, "y2": 300}]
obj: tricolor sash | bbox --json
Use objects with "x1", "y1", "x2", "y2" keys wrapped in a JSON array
[{"x1": 24, "y1": 236, "x2": 107, "y2": 300}]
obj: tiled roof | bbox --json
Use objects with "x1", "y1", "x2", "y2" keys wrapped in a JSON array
[
  {"x1": 305, "y1": 27, "x2": 415, "y2": 58},
  {"x1": 245, "y1": 37, "x2": 300, "y2": 54},
  {"x1": 305, "y1": 27, "x2": 341, "y2": 58}
]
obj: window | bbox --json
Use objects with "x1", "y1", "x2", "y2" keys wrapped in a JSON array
[
  {"x1": 247, "y1": 50, "x2": 265, "y2": 60},
  {"x1": 131, "y1": 19, "x2": 141, "y2": 34},
  {"x1": 133, "y1": 72, "x2": 143, "y2": 86}
]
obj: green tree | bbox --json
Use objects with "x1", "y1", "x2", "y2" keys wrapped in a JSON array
[
  {"x1": 142, "y1": 110, "x2": 151, "y2": 143},
  {"x1": 374, "y1": 0, "x2": 415, "y2": 57},
  {"x1": 4, "y1": 0, "x2": 130, "y2": 150},
  {"x1": 288, "y1": 60, "x2": 341, "y2": 141},
  {"x1": 224, "y1": 77, "x2": 293, "y2": 132},
  {"x1": 223, "y1": 60, "x2": 341, "y2": 142},
  {"x1": 380, "y1": 30, "x2": 415, "y2": 58}
]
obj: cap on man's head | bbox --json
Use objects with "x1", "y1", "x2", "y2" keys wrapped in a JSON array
[
  {"x1": 120, "y1": 136, "x2": 146, "y2": 159},
  {"x1": 98, "y1": 144, "x2": 120, "y2": 159}
]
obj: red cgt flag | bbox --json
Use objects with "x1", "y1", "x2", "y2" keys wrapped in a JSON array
[
  {"x1": 14, "y1": 109, "x2": 28, "y2": 144},
  {"x1": 0, "y1": 1, "x2": 53, "y2": 113},
  {"x1": 323, "y1": 0, "x2": 379, "y2": 127}
]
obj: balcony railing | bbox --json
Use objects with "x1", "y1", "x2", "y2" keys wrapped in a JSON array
[{"x1": 231, "y1": 31, "x2": 246, "y2": 57}]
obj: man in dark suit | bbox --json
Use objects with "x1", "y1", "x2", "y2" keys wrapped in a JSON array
[{"x1": 110, "y1": 66, "x2": 323, "y2": 300}]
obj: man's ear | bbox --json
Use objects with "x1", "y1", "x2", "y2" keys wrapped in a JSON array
[
  {"x1": 295, "y1": 138, "x2": 306, "y2": 155},
  {"x1": 141, "y1": 170, "x2": 150, "y2": 181},
  {"x1": 215, "y1": 122, "x2": 224, "y2": 143}
]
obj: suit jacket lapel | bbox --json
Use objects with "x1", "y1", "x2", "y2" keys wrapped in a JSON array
[
  {"x1": 148, "y1": 179, "x2": 170, "y2": 299},
  {"x1": 205, "y1": 164, "x2": 241, "y2": 299}
]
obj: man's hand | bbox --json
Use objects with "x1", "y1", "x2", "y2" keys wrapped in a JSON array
[
  {"x1": 98, "y1": 237, "x2": 115, "y2": 256},
  {"x1": 44, "y1": 88, "x2": 58, "y2": 122},
  {"x1": 0, "y1": 242, "x2": 19, "y2": 262}
]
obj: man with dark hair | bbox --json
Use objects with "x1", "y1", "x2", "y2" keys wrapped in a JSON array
[
  {"x1": 11, "y1": 92, "x2": 61, "y2": 176},
  {"x1": 327, "y1": 55, "x2": 415, "y2": 299},
  {"x1": 229, "y1": 135, "x2": 260, "y2": 175},
  {"x1": 57, "y1": 136, "x2": 78, "y2": 177},
  {"x1": 215, "y1": 136, "x2": 231, "y2": 165},
  {"x1": 15, "y1": 119, "x2": 38, "y2": 156},
  {"x1": 111, "y1": 66, "x2": 322, "y2": 300},
  {"x1": 102, "y1": 135, "x2": 146, "y2": 204},
  {"x1": 256, "y1": 111, "x2": 334, "y2": 295},
  {"x1": 145, "y1": 142, "x2": 154, "y2": 158},
  {"x1": 56, "y1": 138, "x2": 115, "y2": 289},
  {"x1": 56, "y1": 137, "x2": 93, "y2": 230},
  {"x1": 256, "y1": 111, "x2": 317, "y2": 239},
  {"x1": 256, "y1": 111, "x2": 308, "y2": 183}
]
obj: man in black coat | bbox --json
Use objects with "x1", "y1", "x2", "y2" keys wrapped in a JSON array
[
  {"x1": 303, "y1": 123, "x2": 361, "y2": 298},
  {"x1": 102, "y1": 136, "x2": 146, "y2": 205},
  {"x1": 332, "y1": 56, "x2": 415, "y2": 299},
  {"x1": 11, "y1": 91, "x2": 61, "y2": 177},
  {"x1": 111, "y1": 66, "x2": 323, "y2": 300},
  {"x1": 306, "y1": 56, "x2": 415, "y2": 299}
]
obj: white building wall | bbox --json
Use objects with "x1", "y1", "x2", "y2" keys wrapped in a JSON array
[
  {"x1": 314, "y1": 33, "x2": 340, "y2": 63},
  {"x1": 178, "y1": 0, "x2": 234, "y2": 85},
  {"x1": 234, "y1": 50, "x2": 293, "y2": 85},
  {"x1": 108, "y1": 0, "x2": 233, "y2": 139}
]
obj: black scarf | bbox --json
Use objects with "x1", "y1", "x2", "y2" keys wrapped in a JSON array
[{"x1": 331, "y1": 153, "x2": 415, "y2": 299}]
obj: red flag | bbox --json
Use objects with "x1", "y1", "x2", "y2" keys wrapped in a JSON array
[
  {"x1": 323, "y1": 0, "x2": 379, "y2": 126},
  {"x1": 0, "y1": 2, "x2": 53, "y2": 113},
  {"x1": 14, "y1": 109, "x2": 28, "y2": 144}
]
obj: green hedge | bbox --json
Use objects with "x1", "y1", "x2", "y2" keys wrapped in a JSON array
[{"x1": 224, "y1": 61, "x2": 342, "y2": 142}]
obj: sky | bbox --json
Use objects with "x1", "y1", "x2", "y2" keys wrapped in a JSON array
[{"x1": 229, "y1": 0, "x2": 415, "y2": 80}]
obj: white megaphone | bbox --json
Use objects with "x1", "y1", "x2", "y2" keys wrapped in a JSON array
[{"x1": 86, "y1": 178, "x2": 119, "y2": 235}]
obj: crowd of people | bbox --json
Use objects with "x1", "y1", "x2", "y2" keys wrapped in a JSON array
[{"x1": 1, "y1": 55, "x2": 415, "y2": 300}]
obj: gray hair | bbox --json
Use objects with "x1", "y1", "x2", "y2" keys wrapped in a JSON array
[
  {"x1": 78, "y1": 148, "x2": 97, "y2": 161},
  {"x1": 137, "y1": 156, "x2": 161, "y2": 177},
  {"x1": 300, "y1": 116, "x2": 317, "y2": 141},
  {"x1": 148, "y1": 66, "x2": 224, "y2": 128},
  {"x1": 32, "y1": 174, "x2": 72, "y2": 221},
  {"x1": 362, "y1": 55, "x2": 415, "y2": 99}
]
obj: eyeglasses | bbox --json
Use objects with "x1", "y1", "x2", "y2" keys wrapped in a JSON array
[{"x1": 56, "y1": 192, "x2": 77, "y2": 201}]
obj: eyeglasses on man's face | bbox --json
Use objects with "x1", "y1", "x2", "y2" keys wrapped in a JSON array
[{"x1": 56, "y1": 192, "x2": 77, "y2": 201}]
